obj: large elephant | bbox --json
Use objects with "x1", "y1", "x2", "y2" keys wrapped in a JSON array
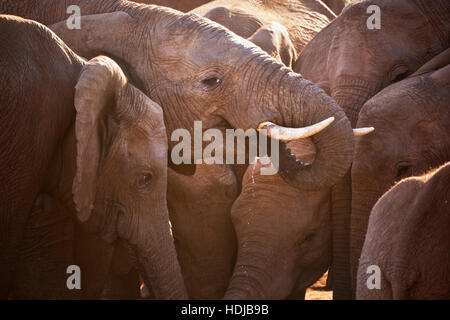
[
  {"x1": 0, "y1": 15, "x2": 186, "y2": 299},
  {"x1": 352, "y1": 52, "x2": 450, "y2": 297},
  {"x1": 226, "y1": 142, "x2": 333, "y2": 299},
  {"x1": 192, "y1": 0, "x2": 336, "y2": 62},
  {"x1": 136, "y1": 0, "x2": 213, "y2": 12},
  {"x1": 295, "y1": 0, "x2": 450, "y2": 298},
  {"x1": 356, "y1": 162, "x2": 450, "y2": 299}
]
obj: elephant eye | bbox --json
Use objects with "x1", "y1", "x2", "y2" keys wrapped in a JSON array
[
  {"x1": 138, "y1": 173, "x2": 153, "y2": 189},
  {"x1": 201, "y1": 77, "x2": 222, "y2": 89}
]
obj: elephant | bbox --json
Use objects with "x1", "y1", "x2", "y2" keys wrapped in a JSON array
[
  {"x1": 1, "y1": 0, "x2": 357, "y2": 193},
  {"x1": 192, "y1": 0, "x2": 336, "y2": 62},
  {"x1": 0, "y1": 15, "x2": 186, "y2": 299},
  {"x1": 321, "y1": 0, "x2": 363, "y2": 16},
  {"x1": 295, "y1": 0, "x2": 450, "y2": 298},
  {"x1": 225, "y1": 141, "x2": 333, "y2": 299},
  {"x1": 352, "y1": 52, "x2": 450, "y2": 298},
  {"x1": 167, "y1": 163, "x2": 238, "y2": 299},
  {"x1": 356, "y1": 162, "x2": 450, "y2": 299},
  {"x1": 136, "y1": 0, "x2": 213, "y2": 12}
]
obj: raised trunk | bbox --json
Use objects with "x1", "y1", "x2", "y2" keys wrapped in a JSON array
[{"x1": 233, "y1": 56, "x2": 355, "y2": 190}]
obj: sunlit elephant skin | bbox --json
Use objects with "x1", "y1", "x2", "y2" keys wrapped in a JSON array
[
  {"x1": 321, "y1": 0, "x2": 363, "y2": 15},
  {"x1": 192, "y1": 0, "x2": 335, "y2": 63},
  {"x1": 167, "y1": 163, "x2": 238, "y2": 299},
  {"x1": 136, "y1": 0, "x2": 213, "y2": 12},
  {"x1": 0, "y1": 16, "x2": 186, "y2": 299},
  {"x1": 352, "y1": 57, "x2": 450, "y2": 297},
  {"x1": 295, "y1": 0, "x2": 450, "y2": 298},
  {"x1": 356, "y1": 162, "x2": 450, "y2": 300}
]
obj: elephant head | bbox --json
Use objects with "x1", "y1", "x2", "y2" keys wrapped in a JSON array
[
  {"x1": 72, "y1": 55, "x2": 187, "y2": 299},
  {"x1": 351, "y1": 53, "x2": 450, "y2": 293},
  {"x1": 295, "y1": 0, "x2": 450, "y2": 297},
  {"x1": 225, "y1": 142, "x2": 332, "y2": 299},
  {"x1": 50, "y1": 4, "x2": 355, "y2": 191},
  {"x1": 356, "y1": 162, "x2": 450, "y2": 300}
]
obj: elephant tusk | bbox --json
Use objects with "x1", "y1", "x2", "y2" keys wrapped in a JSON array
[
  {"x1": 353, "y1": 127, "x2": 375, "y2": 137},
  {"x1": 257, "y1": 117, "x2": 335, "y2": 141}
]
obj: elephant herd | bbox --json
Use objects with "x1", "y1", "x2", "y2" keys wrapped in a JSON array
[{"x1": 0, "y1": 0, "x2": 448, "y2": 300}]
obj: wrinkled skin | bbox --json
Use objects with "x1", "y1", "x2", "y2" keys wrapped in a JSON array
[
  {"x1": 0, "y1": 16, "x2": 186, "y2": 299},
  {"x1": 192, "y1": 0, "x2": 335, "y2": 62},
  {"x1": 357, "y1": 162, "x2": 450, "y2": 299},
  {"x1": 167, "y1": 163, "x2": 238, "y2": 299},
  {"x1": 321, "y1": 0, "x2": 362, "y2": 15},
  {"x1": 226, "y1": 142, "x2": 332, "y2": 299},
  {"x1": 295, "y1": 0, "x2": 450, "y2": 298},
  {"x1": 352, "y1": 60, "x2": 450, "y2": 298},
  {"x1": 1, "y1": 0, "x2": 356, "y2": 189},
  {"x1": 136, "y1": 0, "x2": 213, "y2": 12}
]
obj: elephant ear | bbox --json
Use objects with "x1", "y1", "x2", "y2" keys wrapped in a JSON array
[
  {"x1": 248, "y1": 22, "x2": 297, "y2": 68},
  {"x1": 50, "y1": 12, "x2": 137, "y2": 61},
  {"x1": 73, "y1": 55, "x2": 127, "y2": 222}
]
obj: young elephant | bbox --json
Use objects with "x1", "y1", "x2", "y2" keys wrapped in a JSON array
[
  {"x1": 226, "y1": 143, "x2": 332, "y2": 299},
  {"x1": 193, "y1": 0, "x2": 335, "y2": 60},
  {"x1": 357, "y1": 162, "x2": 450, "y2": 299},
  {"x1": 0, "y1": 16, "x2": 186, "y2": 299},
  {"x1": 352, "y1": 55, "x2": 450, "y2": 296}
]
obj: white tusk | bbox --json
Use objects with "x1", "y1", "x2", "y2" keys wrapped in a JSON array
[
  {"x1": 257, "y1": 117, "x2": 335, "y2": 141},
  {"x1": 353, "y1": 127, "x2": 375, "y2": 137}
]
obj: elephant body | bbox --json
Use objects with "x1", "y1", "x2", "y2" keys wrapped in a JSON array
[
  {"x1": 321, "y1": 0, "x2": 362, "y2": 15},
  {"x1": 136, "y1": 0, "x2": 212, "y2": 12},
  {"x1": 192, "y1": 0, "x2": 336, "y2": 63},
  {"x1": 352, "y1": 55, "x2": 450, "y2": 297},
  {"x1": 226, "y1": 141, "x2": 333, "y2": 299},
  {"x1": 0, "y1": 15, "x2": 186, "y2": 299},
  {"x1": 295, "y1": 0, "x2": 450, "y2": 298},
  {"x1": 357, "y1": 162, "x2": 450, "y2": 299}
]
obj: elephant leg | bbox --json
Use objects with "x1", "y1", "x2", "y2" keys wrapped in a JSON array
[{"x1": 11, "y1": 194, "x2": 81, "y2": 299}]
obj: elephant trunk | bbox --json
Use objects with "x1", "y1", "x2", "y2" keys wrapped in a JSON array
[
  {"x1": 331, "y1": 76, "x2": 380, "y2": 126},
  {"x1": 224, "y1": 234, "x2": 294, "y2": 300},
  {"x1": 233, "y1": 57, "x2": 354, "y2": 191},
  {"x1": 131, "y1": 214, "x2": 188, "y2": 300},
  {"x1": 350, "y1": 184, "x2": 384, "y2": 295},
  {"x1": 329, "y1": 76, "x2": 380, "y2": 298}
]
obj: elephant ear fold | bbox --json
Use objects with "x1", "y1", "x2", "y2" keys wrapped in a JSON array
[
  {"x1": 73, "y1": 55, "x2": 127, "y2": 222},
  {"x1": 248, "y1": 22, "x2": 297, "y2": 68},
  {"x1": 410, "y1": 48, "x2": 450, "y2": 78}
]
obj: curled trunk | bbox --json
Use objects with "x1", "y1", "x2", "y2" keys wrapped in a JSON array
[{"x1": 131, "y1": 216, "x2": 188, "y2": 299}]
